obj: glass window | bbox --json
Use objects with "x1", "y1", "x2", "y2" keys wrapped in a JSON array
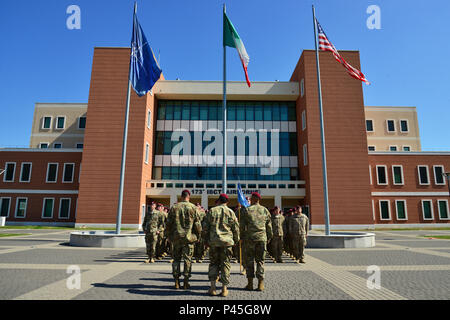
[
  {"x1": 263, "y1": 103, "x2": 272, "y2": 121},
  {"x1": 47, "y1": 163, "x2": 58, "y2": 182},
  {"x1": 54, "y1": 143, "x2": 62, "y2": 149},
  {"x1": 147, "y1": 110, "x2": 151, "y2": 129},
  {"x1": 181, "y1": 102, "x2": 190, "y2": 120},
  {"x1": 387, "y1": 120, "x2": 395, "y2": 132},
  {"x1": 40, "y1": 143, "x2": 49, "y2": 149},
  {"x1": 227, "y1": 102, "x2": 236, "y2": 121},
  {"x1": 76, "y1": 143, "x2": 83, "y2": 149},
  {"x1": 418, "y1": 166, "x2": 429, "y2": 185},
  {"x1": 236, "y1": 105, "x2": 245, "y2": 121},
  {"x1": 200, "y1": 103, "x2": 208, "y2": 120},
  {"x1": 42, "y1": 198, "x2": 54, "y2": 218},
  {"x1": 56, "y1": 117, "x2": 65, "y2": 129},
  {"x1": 165, "y1": 104, "x2": 174, "y2": 120},
  {"x1": 15, "y1": 198, "x2": 27, "y2": 218},
  {"x1": 79, "y1": 117, "x2": 86, "y2": 129},
  {"x1": 422, "y1": 200, "x2": 433, "y2": 219},
  {"x1": 303, "y1": 144, "x2": 308, "y2": 166},
  {"x1": 145, "y1": 143, "x2": 149, "y2": 164},
  {"x1": 255, "y1": 105, "x2": 263, "y2": 121},
  {"x1": 403, "y1": 146, "x2": 410, "y2": 151},
  {"x1": 43, "y1": 117, "x2": 52, "y2": 129},
  {"x1": 190, "y1": 102, "x2": 199, "y2": 120},
  {"x1": 4, "y1": 163, "x2": 15, "y2": 182},
  {"x1": 157, "y1": 102, "x2": 166, "y2": 120},
  {"x1": 366, "y1": 120, "x2": 374, "y2": 132},
  {"x1": 63, "y1": 164, "x2": 74, "y2": 182},
  {"x1": 208, "y1": 101, "x2": 217, "y2": 120},
  {"x1": 400, "y1": 120, "x2": 408, "y2": 132},
  {"x1": 20, "y1": 163, "x2": 32, "y2": 182},
  {"x1": 272, "y1": 103, "x2": 280, "y2": 121},
  {"x1": 287, "y1": 103, "x2": 296, "y2": 121},
  {"x1": 368, "y1": 146, "x2": 376, "y2": 151},
  {"x1": 438, "y1": 200, "x2": 449, "y2": 219},
  {"x1": 0, "y1": 198, "x2": 10, "y2": 217},
  {"x1": 390, "y1": 146, "x2": 397, "y2": 151},
  {"x1": 173, "y1": 102, "x2": 181, "y2": 120},
  {"x1": 59, "y1": 199, "x2": 71, "y2": 218},
  {"x1": 380, "y1": 200, "x2": 390, "y2": 219},
  {"x1": 289, "y1": 133, "x2": 298, "y2": 156},
  {"x1": 434, "y1": 166, "x2": 445, "y2": 184},
  {"x1": 246, "y1": 103, "x2": 254, "y2": 121},
  {"x1": 377, "y1": 166, "x2": 387, "y2": 184},
  {"x1": 396, "y1": 201, "x2": 407, "y2": 220},
  {"x1": 393, "y1": 166, "x2": 403, "y2": 185}
]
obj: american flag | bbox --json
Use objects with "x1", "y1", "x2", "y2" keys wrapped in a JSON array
[{"x1": 316, "y1": 18, "x2": 370, "y2": 85}]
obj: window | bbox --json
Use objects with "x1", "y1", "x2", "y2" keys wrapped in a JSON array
[
  {"x1": 386, "y1": 120, "x2": 395, "y2": 132},
  {"x1": 438, "y1": 200, "x2": 449, "y2": 220},
  {"x1": 389, "y1": 146, "x2": 398, "y2": 152},
  {"x1": 46, "y1": 163, "x2": 58, "y2": 183},
  {"x1": 42, "y1": 116, "x2": 52, "y2": 129},
  {"x1": 63, "y1": 163, "x2": 75, "y2": 183},
  {"x1": 147, "y1": 109, "x2": 151, "y2": 129},
  {"x1": 421, "y1": 200, "x2": 434, "y2": 220},
  {"x1": 395, "y1": 200, "x2": 408, "y2": 220},
  {"x1": 433, "y1": 165, "x2": 445, "y2": 185},
  {"x1": 78, "y1": 116, "x2": 86, "y2": 129},
  {"x1": 366, "y1": 120, "x2": 374, "y2": 132},
  {"x1": 0, "y1": 198, "x2": 11, "y2": 217},
  {"x1": 400, "y1": 120, "x2": 409, "y2": 133},
  {"x1": 76, "y1": 143, "x2": 84, "y2": 149},
  {"x1": 56, "y1": 116, "x2": 65, "y2": 129},
  {"x1": 379, "y1": 200, "x2": 391, "y2": 220},
  {"x1": 418, "y1": 165, "x2": 430, "y2": 185},
  {"x1": 40, "y1": 143, "x2": 49, "y2": 149},
  {"x1": 392, "y1": 165, "x2": 404, "y2": 185},
  {"x1": 42, "y1": 198, "x2": 54, "y2": 218},
  {"x1": 368, "y1": 146, "x2": 376, "y2": 151},
  {"x1": 53, "y1": 143, "x2": 62, "y2": 149},
  {"x1": 20, "y1": 163, "x2": 32, "y2": 183},
  {"x1": 303, "y1": 144, "x2": 308, "y2": 166},
  {"x1": 369, "y1": 165, "x2": 373, "y2": 185},
  {"x1": 15, "y1": 198, "x2": 27, "y2": 218},
  {"x1": 302, "y1": 110, "x2": 306, "y2": 131},
  {"x1": 3, "y1": 162, "x2": 16, "y2": 182},
  {"x1": 300, "y1": 78, "x2": 305, "y2": 97},
  {"x1": 145, "y1": 143, "x2": 149, "y2": 164},
  {"x1": 376, "y1": 165, "x2": 388, "y2": 185},
  {"x1": 59, "y1": 198, "x2": 71, "y2": 219},
  {"x1": 403, "y1": 146, "x2": 411, "y2": 152}
]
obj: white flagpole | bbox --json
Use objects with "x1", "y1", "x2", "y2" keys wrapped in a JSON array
[
  {"x1": 312, "y1": 5, "x2": 331, "y2": 236},
  {"x1": 222, "y1": 3, "x2": 227, "y2": 194}
]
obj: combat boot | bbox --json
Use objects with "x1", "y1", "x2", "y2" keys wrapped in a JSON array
[
  {"x1": 220, "y1": 285, "x2": 229, "y2": 297},
  {"x1": 183, "y1": 279, "x2": 191, "y2": 289},
  {"x1": 174, "y1": 278, "x2": 180, "y2": 289},
  {"x1": 208, "y1": 281, "x2": 217, "y2": 296},
  {"x1": 300, "y1": 259, "x2": 306, "y2": 263},
  {"x1": 149, "y1": 258, "x2": 155, "y2": 263},
  {"x1": 244, "y1": 278, "x2": 254, "y2": 291},
  {"x1": 256, "y1": 279, "x2": 264, "y2": 291},
  {"x1": 144, "y1": 258, "x2": 150, "y2": 264}
]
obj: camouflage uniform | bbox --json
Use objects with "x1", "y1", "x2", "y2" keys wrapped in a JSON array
[
  {"x1": 283, "y1": 213, "x2": 293, "y2": 256},
  {"x1": 202, "y1": 204, "x2": 239, "y2": 286},
  {"x1": 166, "y1": 200, "x2": 202, "y2": 280},
  {"x1": 240, "y1": 203, "x2": 273, "y2": 280},
  {"x1": 142, "y1": 209, "x2": 165, "y2": 260},
  {"x1": 288, "y1": 213, "x2": 309, "y2": 262},
  {"x1": 194, "y1": 209, "x2": 206, "y2": 262},
  {"x1": 156, "y1": 209, "x2": 167, "y2": 258},
  {"x1": 270, "y1": 213, "x2": 285, "y2": 262}
]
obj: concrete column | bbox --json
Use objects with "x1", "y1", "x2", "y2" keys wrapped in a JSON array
[
  {"x1": 201, "y1": 192, "x2": 208, "y2": 209},
  {"x1": 275, "y1": 194, "x2": 282, "y2": 208},
  {"x1": 170, "y1": 194, "x2": 177, "y2": 206}
]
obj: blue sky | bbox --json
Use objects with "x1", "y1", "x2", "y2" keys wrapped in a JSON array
[{"x1": 0, "y1": 0, "x2": 449, "y2": 150}]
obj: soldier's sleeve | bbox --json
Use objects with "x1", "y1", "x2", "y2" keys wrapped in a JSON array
[
  {"x1": 201, "y1": 211, "x2": 210, "y2": 244},
  {"x1": 194, "y1": 207, "x2": 202, "y2": 236},
  {"x1": 265, "y1": 209, "x2": 273, "y2": 242},
  {"x1": 230, "y1": 209, "x2": 240, "y2": 244}
]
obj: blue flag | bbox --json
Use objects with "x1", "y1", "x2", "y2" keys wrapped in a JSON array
[
  {"x1": 237, "y1": 183, "x2": 250, "y2": 208},
  {"x1": 130, "y1": 8, "x2": 162, "y2": 97}
]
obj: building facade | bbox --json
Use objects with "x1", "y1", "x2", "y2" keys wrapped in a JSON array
[{"x1": 0, "y1": 47, "x2": 449, "y2": 228}]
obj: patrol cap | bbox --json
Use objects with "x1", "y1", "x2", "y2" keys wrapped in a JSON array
[{"x1": 251, "y1": 192, "x2": 261, "y2": 199}]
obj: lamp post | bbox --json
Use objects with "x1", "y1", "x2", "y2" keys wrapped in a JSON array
[{"x1": 443, "y1": 172, "x2": 450, "y2": 196}]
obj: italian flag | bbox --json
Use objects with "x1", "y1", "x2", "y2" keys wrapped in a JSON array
[{"x1": 223, "y1": 12, "x2": 251, "y2": 87}]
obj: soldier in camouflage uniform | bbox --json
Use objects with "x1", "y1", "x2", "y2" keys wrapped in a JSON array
[
  {"x1": 202, "y1": 194, "x2": 239, "y2": 297},
  {"x1": 194, "y1": 203, "x2": 206, "y2": 263},
  {"x1": 283, "y1": 209, "x2": 294, "y2": 257},
  {"x1": 142, "y1": 202, "x2": 165, "y2": 263},
  {"x1": 270, "y1": 206, "x2": 285, "y2": 263},
  {"x1": 288, "y1": 206, "x2": 309, "y2": 263},
  {"x1": 166, "y1": 190, "x2": 202, "y2": 289},
  {"x1": 155, "y1": 203, "x2": 166, "y2": 260},
  {"x1": 240, "y1": 192, "x2": 273, "y2": 291}
]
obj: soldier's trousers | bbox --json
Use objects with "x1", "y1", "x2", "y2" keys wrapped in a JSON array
[
  {"x1": 145, "y1": 233, "x2": 158, "y2": 258},
  {"x1": 243, "y1": 240, "x2": 267, "y2": 280},
  {"x1": 270, "y1": 235, "x2": 284, "y2": 261},
  {"x1": 291, "y1": 235, "x2": 307, "y2": 260},
  {"x1": 194, "y1": 238, "x2": 205, "y2": 260},
  {"x1": 208, "y1": 246, "x2": 233, "y2": 285},
  {"x1": 155, "y1": 233, "x2": 165, "y2": 257},
  {"x1": 172, "y1": 242, "x2": 194, "y2": 279}
]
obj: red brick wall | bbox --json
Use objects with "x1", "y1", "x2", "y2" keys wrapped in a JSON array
[{"x1": 291, "y1": 50, "x2": 373, "y2": 225}]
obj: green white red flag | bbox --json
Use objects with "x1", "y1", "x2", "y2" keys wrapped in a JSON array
[{"x1": 223, "y1": 12, "x2": 251, "y2": 87}]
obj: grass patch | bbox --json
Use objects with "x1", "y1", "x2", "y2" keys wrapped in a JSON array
[
  {"x1": 421, "y1": 235, "x2": 450, "y2": 240},
  {"x1": 0, "y1": 233, "x2": 32, "y2": 238}
]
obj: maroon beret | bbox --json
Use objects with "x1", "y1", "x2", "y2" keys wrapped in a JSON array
[
  {"x1": 251, "y1": 192, "x2": 261, "y2": 199},
  {"x1": 182, "y1": 189, "x2": 191, "y2": 196},
  {"x1": 219, "y1": 193, "x2": 229, "y2": 200}
]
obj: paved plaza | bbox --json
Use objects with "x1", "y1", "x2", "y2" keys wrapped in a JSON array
[{"x1": 0, "y1": 228, "x2": 449, "y2": 300}]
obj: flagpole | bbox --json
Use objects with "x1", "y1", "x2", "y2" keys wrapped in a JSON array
[
  {"x1": 115, "y1": 2, "x2": 137, "y2": 235},
  {"x1": 222, "y1": 3, "x2": 227, "y2": 194},
  {"x1": 312, "y1": 5, "x2": 331, "y2": 236}
]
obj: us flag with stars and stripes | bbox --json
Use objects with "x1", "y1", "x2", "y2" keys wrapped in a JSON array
[{"x1": 316, "y1": 18, "x2": 370, "y2": 85}]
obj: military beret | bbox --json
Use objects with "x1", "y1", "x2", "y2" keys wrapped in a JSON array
[
  {"x1": 219, "y1": 193, "x2": 229, "y2": 200},
  {"x1": 251, "y1": 192, "x2": 261, "y2": 199},
  {"x1": 182, "y1": 189, "x2": 191, "y2": 196},
  {"x1": 156, "y1": 203, "x2": 163, "y2": 207}
]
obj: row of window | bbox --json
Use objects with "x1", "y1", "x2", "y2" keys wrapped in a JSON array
[
  {"x1": 368, "y1": 146, "x2": 411, "y2": 152},
  {"x1": 39, "y1": 143, "x2": 84, "y2": 149},
  {"x1": 41, "y1": 116, "x2": 86, "y2": 130},
  {"x1": 377, "y1": 199, "x2": 449, "y2": 221},
  {"x1": 372, "y1": 165, "x2": 446, "y2": 186},
  {"x1": 157, "y1": 101, "x2": 297, "y2": 122},
  {"x1": 2, "y1": 162, "x2": 77, "y2": 184},
  {"x1": 366, "y1": 119, "x2": 409, "y2": 133},
  {"x1": 0, "y1": 197, "x2": 73, "y2": 219},
  {"x1": 154, "y1": 131, "x2": 299, "y2": 157},
  {"x1": 152, "y1": 166, "x2": 300, "y2": 181}
]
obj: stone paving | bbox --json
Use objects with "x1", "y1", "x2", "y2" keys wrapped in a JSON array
[{"x1": 0, "y1": 228, "x2": 449, "y2": 300}]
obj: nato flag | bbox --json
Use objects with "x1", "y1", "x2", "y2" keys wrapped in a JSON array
[
  {"x1": 130, "y1": 9, "x2": 162, "y2": 97},
  {"x1": 237, "y1": 183, "x2": 250, "y2": 208}
]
